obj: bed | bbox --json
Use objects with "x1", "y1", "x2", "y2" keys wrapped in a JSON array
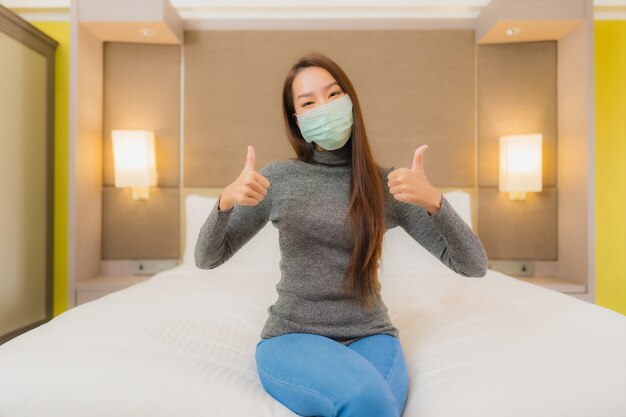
[{"x1": 0, "y1": 192, "x2": 625, "y2": 417}]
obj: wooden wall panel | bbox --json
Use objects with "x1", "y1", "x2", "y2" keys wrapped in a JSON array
[
  {"x1": 478, "y1": 187, "x2": 558, "y2": 260},
  {"x1": 184, "y1": 30, "x2": 476, "y2": 187},
  {"x1": 102, "y1": 188, "x2": 180, "y2": 259},
  {"x1": 103, "y1": 42, "x2": 180, "y2": 187},
  {"x1": 102, "y1": 42, "x2": 180, "y2": 259},
  {"x1": 99, "y1": 34, "x2": 560, "y2": 263},
  {"x1": 477, "y1": 41, "x2": 557, "y2": 187},
  {"x1": 477, "y1": 41, "x2": 558, "y2": 260}
]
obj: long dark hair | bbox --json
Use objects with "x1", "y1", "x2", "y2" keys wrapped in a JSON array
[{"x1": 281, "y1": 53, "x2": 386, "y2": 310}]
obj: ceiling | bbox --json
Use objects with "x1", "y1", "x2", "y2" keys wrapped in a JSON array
[
  {"x1": 1, "y1": 0, "x2": 623, "y2": 36},
  {"x1": 2, "y1": 0, "x2": 625, "y2": 23}
]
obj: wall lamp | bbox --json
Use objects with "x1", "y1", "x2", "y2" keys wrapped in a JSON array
[
  {"x1": 112, "y1": 130, "x2": 157, "y2": 200},
  {"x1": 499, "y1": 133, "x2": 543, "y2": 201}
]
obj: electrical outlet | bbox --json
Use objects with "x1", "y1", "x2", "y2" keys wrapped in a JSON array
[
  {"x1": 133, "y1": 259, "x2": 178, "y2": 275},
  {"x1": 487, "y1": 260, "x2": 534, "y2": 277}
]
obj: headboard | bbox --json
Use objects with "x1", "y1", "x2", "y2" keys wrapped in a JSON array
[{"x1": 100, "y1": 31, "x2": 557, "y2": 263}]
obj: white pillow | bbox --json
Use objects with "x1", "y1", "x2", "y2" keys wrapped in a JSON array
[
  {"x1": 183, "y1": 190, "x2": 472, "y2": 274},
  {"x1": 181, "y1": 194, "x2": 280, "y2": 272},
  {"x1": 181, "y1": 194, "x2": 216, "y2": 268},
  {"x1": 442, "y1": 190, "x2": 472, "y2": 230},
  {"x1": 380, "y1": 190, "x2": 473, "y2": 274}
]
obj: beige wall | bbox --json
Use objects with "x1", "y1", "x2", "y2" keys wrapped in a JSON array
[{"x1": 101, "y1": 32, "x2": 558, "y2": 261}]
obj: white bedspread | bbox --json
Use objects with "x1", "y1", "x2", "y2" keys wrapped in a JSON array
[{"x1": 0, "y1": 266, "x2": 625, "y2": 417}]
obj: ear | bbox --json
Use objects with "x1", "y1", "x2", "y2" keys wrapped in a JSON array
[{"x1": 293, "y1": 113, "x2": 299, "y2": 127}]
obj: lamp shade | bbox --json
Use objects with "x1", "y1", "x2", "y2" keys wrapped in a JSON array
[
  {"x1": 499, "y1": 133, "x2": 542, "y2": 193},
  {"x1": 111, "y1": 130, "x2": 157, "y2": 188}
]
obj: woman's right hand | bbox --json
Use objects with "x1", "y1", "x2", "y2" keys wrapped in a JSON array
[{"x1": 219, "y1": 145, "x2": 270, "y2": 211}]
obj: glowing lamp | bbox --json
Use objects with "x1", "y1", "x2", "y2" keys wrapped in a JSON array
[
  {"x1": 499, "y1": 133, "x2": 542, "y2": 201},
  {"x1": 112, "y1": 130, "x2": 157, "y2": 200}
]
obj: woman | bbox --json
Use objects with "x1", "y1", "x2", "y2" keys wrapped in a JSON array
[{"x1": 195, "y1": 53, "x2": 488, "y2": 417}]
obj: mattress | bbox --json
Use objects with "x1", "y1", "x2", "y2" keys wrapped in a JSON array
[{"x1": 0, "y1": 266, "x2": 624, "y2": 417}]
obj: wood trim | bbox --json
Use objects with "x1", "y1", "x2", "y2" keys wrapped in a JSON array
[{"x1": 0, "y1": 4, "x2": 58, "y2": 55}]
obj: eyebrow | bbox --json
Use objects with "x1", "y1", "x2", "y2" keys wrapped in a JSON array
[{"x1": 296, "y1": 81, "x2": 340, "y2": 100}]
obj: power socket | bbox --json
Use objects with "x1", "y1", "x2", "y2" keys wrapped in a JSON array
[
  {"x1": 133, "y1": 259, "x2": 178, "y2": 275},
  {"x1": 487, "y1": 260, "x2": 534, "y2": 277}
]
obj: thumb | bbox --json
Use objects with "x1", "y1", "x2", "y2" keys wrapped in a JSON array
[
  {"x1": 244, "y1": 145, "x2": 255, "y2": 172},
  {"x1": 411, "y1": 145, "x2": 428, "y2": 171}
]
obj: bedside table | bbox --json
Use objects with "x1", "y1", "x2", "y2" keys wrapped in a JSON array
[
  {"x1": 513, "y1": 276, "x2": 589, "y2": 301},
  {"x1": 76, "y1": 275, "x2": 152, "y2": 305}
]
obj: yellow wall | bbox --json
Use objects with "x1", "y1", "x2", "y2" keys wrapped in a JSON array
[
  {"x1": 595, "y1": 21, "x2": 626, "y2": 315},
  {"x1": 31, "y1": 21, "x2": 70, "y2": 317}
]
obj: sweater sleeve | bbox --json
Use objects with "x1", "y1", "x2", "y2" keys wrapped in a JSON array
[
  {"x1": 384, "y1": 166, "x2": 489, "y2": 277},
  {"x1": 194, "y1": 163, "x2": 273, "y2": 269}
]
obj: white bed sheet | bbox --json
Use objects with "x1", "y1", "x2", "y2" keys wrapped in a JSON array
[{"x1": 0, "y1": 266, "x2": 625, "y2": 417}]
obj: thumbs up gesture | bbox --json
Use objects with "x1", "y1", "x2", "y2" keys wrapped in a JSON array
[
  {"x1": 387, "y1": 145, "x2": 443, "y2": 215},
  {"x1": 219, "y1": 145, "x2": 271, "y2": 211}
]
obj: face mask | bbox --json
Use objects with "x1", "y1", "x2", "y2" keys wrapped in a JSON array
[{"x1": 295, "y1": 94, "x2": 354, "y2": 151}]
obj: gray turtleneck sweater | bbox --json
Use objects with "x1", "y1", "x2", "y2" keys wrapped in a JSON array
[{"x1": 194, "y1": 145, "x2": 488, "y2": 345}]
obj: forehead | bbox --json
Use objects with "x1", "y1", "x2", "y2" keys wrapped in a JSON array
[{"x1": 292, "y1": 66, "x2": 337, "y2": 95}]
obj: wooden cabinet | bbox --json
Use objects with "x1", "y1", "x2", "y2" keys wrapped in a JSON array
[
  {"x1": 76, "y1": 275, "x2": 152, "y2": 305},
  {"x1": 0, "y1": 6, "x2": 57, "y2": 345},
  {"x1": 514, "y1": 276, "x2": 591, "y2": 302}
]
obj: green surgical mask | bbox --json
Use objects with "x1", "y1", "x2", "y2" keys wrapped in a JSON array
[{"x1": 295, "y1": 94, "x2": 354, "y2": 150}]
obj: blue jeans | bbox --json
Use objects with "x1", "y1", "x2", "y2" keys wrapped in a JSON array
[{"x1": 255, "y1": 332, "x2": 409, "y2": 417}]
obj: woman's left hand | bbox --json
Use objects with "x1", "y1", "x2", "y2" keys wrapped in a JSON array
[{"x1": 387, "y1": 145, "x2": 443, "y2": 215}]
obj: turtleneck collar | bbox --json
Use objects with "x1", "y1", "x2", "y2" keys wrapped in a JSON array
[{"x1": 310, "y1": 144, "x2": 352, "y2": 166}]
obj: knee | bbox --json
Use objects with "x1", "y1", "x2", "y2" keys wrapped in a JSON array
[{"x1": 337, "y1": 379, "x2": 399, "y2": 417}]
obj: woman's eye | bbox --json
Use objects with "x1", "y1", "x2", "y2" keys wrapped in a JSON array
[{"x1": 301, "y1": 92, "x2": 341, "y2": 108}]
